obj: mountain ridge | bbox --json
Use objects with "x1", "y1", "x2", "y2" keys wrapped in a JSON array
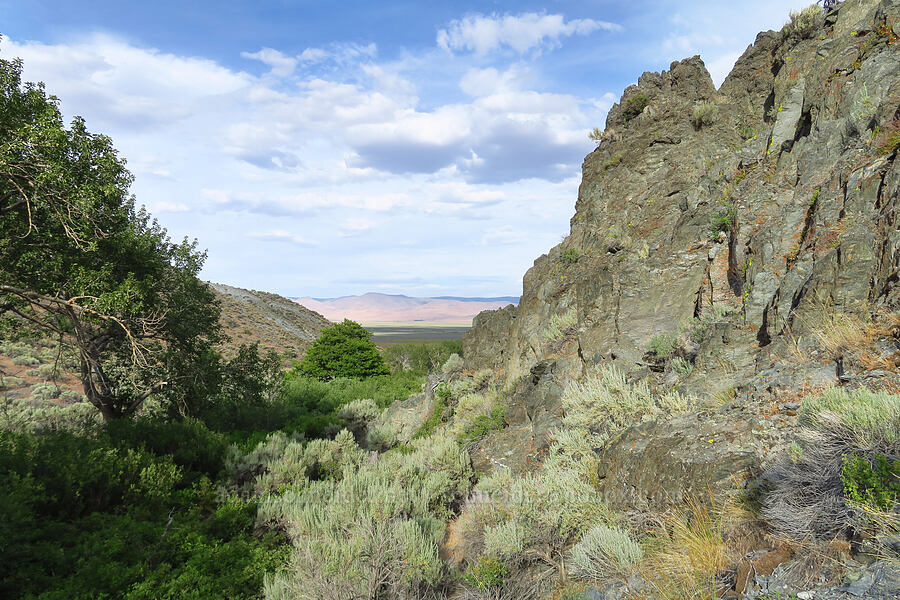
[{"x1": 295, "y1": 292, "x2": 518, "y2": 324}]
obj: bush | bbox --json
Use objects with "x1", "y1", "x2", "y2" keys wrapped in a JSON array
[
  {"x1": 465, "y1": 555, "x2": 508, "y2": 590},
  {"x1": 623, "y1": 93, "x2": 649, "y2": 122},
  {"x1": 544, "y1": 309, "x2": 578, "y2": 341},
  {"x1": 381, "y1": 340, "x2": 462, "y2": 374},
  {"x1": 295, "y1": 320, "x2": 389, "y2": 380},
  {"x1": 647, "y1": 332, "x2": 678, "y2": 359},
  {"x1": 568, "y1": 525, "x2": 643, "y2": 582},
  {"x1": 691, "y1": 101, "x2": 718, "y2": 129},
  {"x1": 709, "y1": 202, "x2": 736, "y2": 240},
  {"x1": 442, "y1": 352, "x2": 465, "y2": 375},
  {"x1": 841, "y1": 453, "x2": 900, "y2": 511},
  {"x1": 560, "y1": 248, "x2": 581, "y2": 264},
  {"x1": 762, "y1": 387, "x2": 900, "y2": 540},
  {"x1": 561, "y1": 365, "x2": 690, "y2": 448},
  {"x1": 257, "y1": 432, "x2": 473, "y2": 599},
  {"x1": 782, "y1": 4, "x2": 822, "y2": 40}
]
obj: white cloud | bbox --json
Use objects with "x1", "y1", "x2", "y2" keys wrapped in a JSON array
[
  {"x1": 149, "y1": 201, "x2": 190, "y2": 213},
  {"x1": 241, "y1": 47, "x2": 298, "y2": 76},
  {"x1": 249, "y1": 230, "x2": 317, "y2": 246},
  {"x1": 437, "y1": 13, "x2": 621, "y2": 56},
  {"x1": 460, "y1": 65, "x2": 531, "y2": 97}
]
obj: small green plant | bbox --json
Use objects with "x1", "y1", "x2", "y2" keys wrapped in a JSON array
[
  {"x1": 672, "y1": 357, "x2": 694, "y2": 377},
  {"x1": 739, "y1": 124, "x2": 755, "y2": 141},
  {"x1": 568, "y1": 524, "x2": 643, "y2": 582},
  {"x1": 465, "y1": 555, "x2": 508, "y2": 590},
  {"x1": 623, "y1": 93, "x2": 649, "y2": 122},
  {"x1": 543, "y1": 309, "x2": 578, "y2": 341},
  {"x1": 709, "y1": 202, "x2": 736, "y2": 240},
  {"x1": 602, "y1": 150, "x2": 625, "y2": 171},
  {"x1": 561, "y1": 248, "x2": 581, "y2": 264},
  {"x1": 691, "y1": 101, "x2": 718, "y2": 129},
  {"x1": 782, "y1": 5, "x2": 823, "y2": 41},
  {"x1": 589, "y1": 127, "x2": 603, "y2": 144},
  {"x1": 414, "y1": 394, "x2": 448, "y2": 439},
  {"x1": 841, "y1": 453, "x2": 900, "y2": 510},
  {"x1": 458, "y1": 404, "x2": 506, "y2": 443},
  {"x1": 647, "y1": 332, "x2": 678, "y2": 359}
]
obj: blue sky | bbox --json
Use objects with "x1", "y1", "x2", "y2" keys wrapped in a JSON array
[{"x1": 1, "y1": 0, "x2": 811, "y2": 298}]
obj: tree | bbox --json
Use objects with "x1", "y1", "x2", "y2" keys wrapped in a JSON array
[
  {"x1": 0, "y1": 54, "x2": 221, "y2": 419},
  {"x1": 296, "y1": 320, "x2": 389, "y2": 380}
]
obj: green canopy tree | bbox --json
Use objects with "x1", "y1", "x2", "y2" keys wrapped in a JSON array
[
  {"x1": 0, "y1": 55, "x2": 221, "y2": 419},
  {"x1": 296, "y1": 319, "x2": 389, "y2": 380}
]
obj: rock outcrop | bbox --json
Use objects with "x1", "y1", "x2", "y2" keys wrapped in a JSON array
[
  {"x1": 465, "y1": 0, "x2": 899, "y2": 394},
  {"x1": 463, "y1": 0, "x2": 900, "y2": 506}
]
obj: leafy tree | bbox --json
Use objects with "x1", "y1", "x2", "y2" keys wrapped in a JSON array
[
  {"x1": 0, "y1": 54, "x2": 220, "y2": 419},
  {"x1": 296, "y1": 319, "x2": 389, "y2": 380}
]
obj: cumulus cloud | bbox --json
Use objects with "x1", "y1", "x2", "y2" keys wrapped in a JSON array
[
  {"x1": 241, "y1": 47, "x2": 298, "y2": 76},
  {"x1": 437, "y1": 13, "x2": 621, "y2": 56}
]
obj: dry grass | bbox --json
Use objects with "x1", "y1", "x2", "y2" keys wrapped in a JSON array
[
  {"x1": 635, "y1": 495, "x2": 729, "y2": 600},
  {"x1": 811, "y1": 310, "x2": 873, "y2": 357}
]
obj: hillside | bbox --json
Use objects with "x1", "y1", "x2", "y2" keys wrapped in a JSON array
[
  {"x1": 453, "y1": 0, "x2": 900, "y2": 596},
  {"x1": 295, "y1": 292, "x2": 518, "y2": 324},
  {"x1": 212, "y1": 282, "x2": 330, "y2": 360}
]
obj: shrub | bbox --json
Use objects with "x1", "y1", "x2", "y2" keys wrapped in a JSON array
[
  {"x1": 782, "y1": 4, "x2": 822, "y2": 41},
  {"x1": 543, "y1": 309, "x2": 578, "y2": 341},
  {"x1": 647, "y1": 332, "x2": 678, "y2": 359},
  {"x1": 294, "y1": 319, "x2": 389, "y2": 380},
  {"x1": 381, "y1": 340, "x2": 462, "y2": 374},
  {"x1": 30, "y1": 382, "x2": 61, "y2": 400},
  {"x1": 483, "y1": 521, "x2": 527, "y2": 559},
  {"x1": 672, "y1": 357, "x2": 694, "y2": 377},
  {"x1": 762, "y1": 387, "x2": 900, "y2": 540},
  {"x1": 465, "y1": 555, "x2": 508, "y2": 590},
  {"x1": 841, "y1": 453, "x2": 900, "y2": 511},
  {"x1": 568, "y1": 524, "x2": 643, "y2": 582},
  {"x1": 337, "y1": 397, "x2": 380, "y2": 441},
  {"x1": 561, "y1": 365, "x2": 690, "y2": 448},
  {"x1": 442, "y1": 352, "x2": 465, "y2": 375},
  {"x1": 258, "y1": 432, "x2": 473, "y2": 599},
  {"x1": 691, "y1": 101, "x2": 718, "y2": 129},
  {"x1": 709, "y1": 202, "x2": 736, "y2": 240},
  {"x1": 560, "y1": 248, "x2": 581, "y2": 264},
  {"x1": 12, "y1": 355, "x2": 39, "y2": 366},
  {"x1": 623, "y1": 93, "x2": 650, "y2": 121}
]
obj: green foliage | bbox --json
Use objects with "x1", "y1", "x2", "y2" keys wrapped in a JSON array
[
  {"x1": 458, "y1": 403, "x2": 506, "y2": 443},
  {"x1": 623, "y1": 93, "x2": 650, "y2": 121},
  {"x1": 0, "y1": 426, "x2": 286, "y2": 600},
  {"x1": 568, "y1": 524, "x2": 643, "y2": 582},
  {"x1": 257, "y1": 432, "x2": 473, "y2": 598},
  {"x1": 295, "y1": 319, "x2": 389, "y2": 380},
  {"x1": 691, "y1": 101, "x2": 718, "y2": 129},
  {"x1": 841, "y1": 454, "x2": 900, "y2": 510},
  {"x1": 442, "y1": 352, "x2": 465, "y2": 375},
  {"x1": 0, "y1": 55, "x2": 221, "y2": 419},
  {"x1": 465, "y1": 555, "x2": 508, "y2": 590},
  {"x1": 782, "y1": 5, "x2": 822, "y2": 41},
  {"x1": 415, "y1": 393, "x2": 449, "y2": 439},
  {"x1": 561, "y1": 248, "x2": 581, "y2": 264},
  {"x1": 544, "y1": 308, "x2": 578, "y2": 341},
  {"x1": 648, "y1": 331, "x2": 678, "y2": 359},
  {"x1": 799, "y1": 387, "x2": 900, "y2": 444},
  {"x1": 739, "y1": 124, "x2": 755, "y2": 141},
  {"x1": 709, "y1": 202, "x2": 736, "y2": 240},
  {"x1": 672, "y1": 357, "x2": 694, "y2": 377},
  {"x1": 381, "y1": 340, "x2": 462, "y2": 374}
]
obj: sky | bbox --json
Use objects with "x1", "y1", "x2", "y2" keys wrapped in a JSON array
[{"x1": 0, "y1": 0, "x2": 813, "y2": 298}]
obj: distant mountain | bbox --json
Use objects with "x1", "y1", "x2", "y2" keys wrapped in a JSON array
[
  {"x1": 211, "y1": 283, "x2": 331, "y2": 361},
  {"x1": 294, "y1": 292, "x2": 519, "y2": 325}
]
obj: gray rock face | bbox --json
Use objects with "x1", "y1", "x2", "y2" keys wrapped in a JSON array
[{"x1": 465, "y1": 0, "x2": 899, "y2": 394}]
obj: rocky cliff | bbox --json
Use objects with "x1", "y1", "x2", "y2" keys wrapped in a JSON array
[
  {"x1": 466, "y1": 0, "x2": 898, "y2": 395},
  {"x1": 463, "y1": 0, "x2": 900, "y2": 510}
]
